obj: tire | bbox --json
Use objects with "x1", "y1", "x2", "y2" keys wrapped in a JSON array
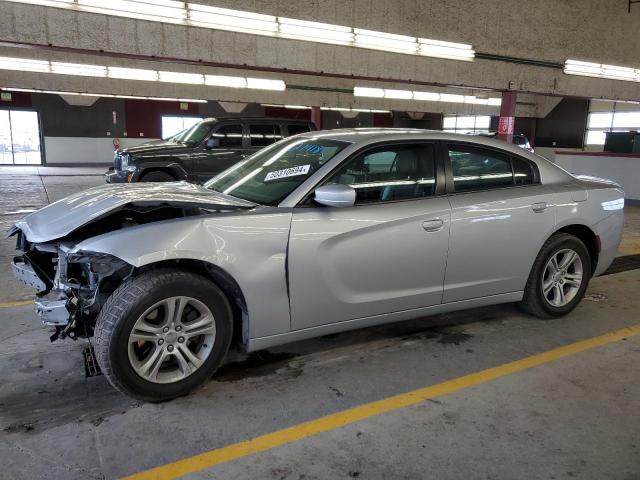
[
  {"x1": 140, "y1": 170, "x2": 176, "y2": 182},
  {"x1": 520, "y1": 233, "x2": 592, "y2": 319},
  {"x1": 94, "y1": 269, "x2": 233, "y2": 402}
]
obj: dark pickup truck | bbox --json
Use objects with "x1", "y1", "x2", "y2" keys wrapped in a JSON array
[{"x1": 105, "y1": 117, "x2": 315, "y2": 183}]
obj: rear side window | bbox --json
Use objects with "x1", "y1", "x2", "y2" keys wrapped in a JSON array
[
  {"x1": 448, "y1": 144, "x2": 537, "y2": 192},
  {"x1": 512, "y1": 156, "x2": 534, "y2": 185},
  {"x1": 211, "y1": 125, "x2": 243, "y2": 148},
  {"x1": 327, "y1": 144, "x2": 437, "y2": 204},
  {"x1": 287, "y1": 124, "x2": 312, "y2": 136},
  {"x1": 250, "y1": 124, "x2": 283, "y2": 147}
]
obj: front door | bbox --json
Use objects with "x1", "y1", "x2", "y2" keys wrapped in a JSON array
[
  {"x1": 442, "y1": 143, "x2": 556, "y2": 303},
  {"x1": 288, "y1": 142, "x2": 451, "y2": 330},
  {"x1": 196, "y1": 124, "x2": 245, "y2": 181}
]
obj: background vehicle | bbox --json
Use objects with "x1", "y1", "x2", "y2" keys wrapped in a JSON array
[
  {"x1": 468, "y1": 131, "x2": 534, "y2": 152},
  {"x1": 105, "y1": 118, "x2": 315, "y2": 184},
  {"x1": 11, "y1": 129, "x2": 624, "y2": 401}
]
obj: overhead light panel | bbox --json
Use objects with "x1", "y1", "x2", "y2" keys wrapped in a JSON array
[
  {"x1": 5, "y1": 1, "x2": 475, "y2": 62},
  {"x1": 77, "y1": 0, "x2": 186, "y2": 23},
  {"x1": 158, "y1": 71, "x2": 204, "y2": 84},
  {"x1": 279, "y1": 17, "x2": 353, "y2": 44},
  {"x1": 108, "y1": 67, "x2": 158, "y2": 81},
  {"x1": 205, "y1": 75, "x2": 247, "y2": 88},
  {"x1": 3, "y1": 86, "x2": 208, "y2": 103},
  {"x1": 50, "y1": 61, "x2": 107, "y2": 77},
  {"x1": 564, "y1": 59, "x2": 640, "y2": 82},
  {"x1": 419, "y1": 39, "x2": 475, "y2": 61},
  {"x1": 246, "y1": 78, "x2": 286, "y2": 91},
  {"x1": 354, "y1": 85, "x2": 501, "y2": 106},
  {"x1": 0, "y1": 56, "x2": 50, "y2": 73},
  {"x1": 188, "y1": 4, "x2": 277, "y2": 35},
  {"x1": 354, "y1": 28, "x2": 418, "y2": 54}
]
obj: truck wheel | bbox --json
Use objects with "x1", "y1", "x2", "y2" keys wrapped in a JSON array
[
  {"x1": 140, "y1": 171, "x2": 175, "y2": 182},
  {"x1": 520, "y1": 233, "x2": 591, "y2": 319},
  {"x1": 94, "y1": 269, "x2": 233, "y2": 402}
]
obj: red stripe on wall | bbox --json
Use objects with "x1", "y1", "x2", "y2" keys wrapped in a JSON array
[{"x1": 124, "y1": 100, "x2": 200, "y2": 139}]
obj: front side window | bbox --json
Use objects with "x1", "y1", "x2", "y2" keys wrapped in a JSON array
[
  {"x1": 250, "y1": 124, "x2": 283, "y2": 147},
  {"x1": 449, "y1": 144, "x2": 536, "y2": 192},
  {"x1": 205, "y1": 137, "x2": 349, "y2": 205},
  {"x1": 176, "y1": 121, "x2": 213, "y2": 146},
  {"x1": 210, "y1": 124, "x2": 243, "y2": 148},
  {"x1": 326, "y1": 144, "x2": 437, "y2": 204}
]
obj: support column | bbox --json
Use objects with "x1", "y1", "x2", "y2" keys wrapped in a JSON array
[
  {"x1": 311, "y1": 106, "x2": 322, "y2": 131},
  {"x1": 497, "y1": 91, "x2": 517, "y2": 144}
]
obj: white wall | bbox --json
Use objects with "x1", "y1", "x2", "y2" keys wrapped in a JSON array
[
  {"x1": 44, "y1": 137, "x2": 159, "y2": 164},
  {"x1": 555, "y1": 154, "x2": 640, "y2": 201}
]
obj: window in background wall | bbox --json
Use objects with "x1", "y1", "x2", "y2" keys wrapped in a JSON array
[
  {"x1": 0, "y1": 109, "x2": 42, "y2": 165},
  {"x1": 585, "y1": 101, "x2": 640, "y2": 145},
  {"x1": 443, "y1": 115, "x2": 491, "y2": 134},
  {"x1": 161, "y1": 116, "x2": 202, "y2": 139}
]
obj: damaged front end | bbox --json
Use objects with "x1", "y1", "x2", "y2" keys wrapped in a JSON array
[{"x1": 11, "y1": 227, "x2": 133, "y2": 341}]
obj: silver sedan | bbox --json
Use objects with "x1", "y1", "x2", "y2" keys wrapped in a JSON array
[{"x1": 10, "y1": 129, "x2": 625, "y2": 400}]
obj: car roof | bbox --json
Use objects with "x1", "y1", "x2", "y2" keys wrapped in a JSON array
[
  {"x1": 297, "y1": 128, "x2": 532, "y2": 156},
  {"x1": 202, "y1": 117, "x2": 313, "y2": 124}
]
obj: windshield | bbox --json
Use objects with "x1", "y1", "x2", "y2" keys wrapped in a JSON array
[
  {"x1": 205, "y1": 137, "x2": 350, "y2": 205},
  {"x1": 174, "y1": 121, "x2": 212, "y2": 146}
]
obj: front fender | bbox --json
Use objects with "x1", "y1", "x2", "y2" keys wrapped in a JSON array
[
  {"x1": 135, "y1": 159, "x2": 189, "y2": 181},
  {"x1": 71, "y1": 210, "x2": 293, "y2": 339}
]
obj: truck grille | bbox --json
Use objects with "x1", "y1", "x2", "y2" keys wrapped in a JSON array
[{"x1": 113, "y1": 152, "x2": 122, "y2": 171}]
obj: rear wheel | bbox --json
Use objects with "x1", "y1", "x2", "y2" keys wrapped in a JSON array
[
  {"x1": 520, "y1": 233, "x2": 591, "y2": 318},
  {"x1": 140, "y1": 170, "x2": 176, "y2": 182},
  {"x1": 94, "y1": 269, "x2": 233, "y2": 401}
]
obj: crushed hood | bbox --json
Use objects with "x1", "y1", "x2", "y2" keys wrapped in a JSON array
[{"x1": 12, "y1": 181, "x2": 256, "y2": 243}]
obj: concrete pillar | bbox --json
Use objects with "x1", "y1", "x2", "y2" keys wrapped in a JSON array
[
  {"x1": 311, "y1": 106, "x2": 322, "y2": 130},
  {"x1": 497, "y1": 91, "x2": 517, "y2": 144}
]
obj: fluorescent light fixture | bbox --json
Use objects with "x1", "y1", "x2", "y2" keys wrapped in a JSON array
[
  {"x1": 384, "y1": 89, "x2": 413, "y2": 100},
  {"x1": 0, "y1": 56, "x2": 50, "y2": 73},
  {"x1": 2, "y1": 87, "x2": 207, "y2": 103},
  {"x1": 354, "y1": 86, "x2": 385, "y2": 98},
  {"x1": 158, "y1": 71, "x2": 204, "y2": 84},
  {"x1": 205, "y1": 75, "x2": 247, "y2": 88},
  {"x1": 354, "y1": 28, "x2": 418, "y2": 54},
  {"x1": 439, "y1": 93, "x2": 465, "y2": 103},
  {"x1": 413, "y1": 91, "x2": 441, "y2": 101},
  {"x1": 5, "y1": 1, "x2": 475, "y2": 61},
  {"x1": 246, "y1": 78, "x2": 286, "y2": 91},
  {"x1": 77, "y1": 0, "x2": 186, "y2": 23},
  {"x1": 188, "y1": 4, "x2": 277, "y2": 35},
  {"x1": 278, "y1": 17, "x2": 353, "y2": 44},
  {"x1": 108, "y1": 67, "x2": 158, "y2": 81},
  {"x1": 564, "y1": 59, "x2": 640, "y2": 82},
  {"x1": 283, "y1": 105, "x2": 311, "y2": 110},
  {"x1": 419, "y1": 38, "x2": 475, "y2": 61},
  {"x1": 320, "y1": 107, "x2": 390, "y2": 113},
  {"x1": 50, "y1": 61, "x2": 107, "y2": 77},
  {"x1": 354, "y1": 85, "x2": 501, "y2": 106}
]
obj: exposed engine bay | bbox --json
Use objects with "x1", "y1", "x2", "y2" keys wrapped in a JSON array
[{"x1": 10, "y1": 203, "x2": 240, "y2": 341}]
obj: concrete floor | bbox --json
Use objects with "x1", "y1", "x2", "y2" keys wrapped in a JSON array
[{"x1": 0, "y1": 170, "x2": 639, "y2": 479}]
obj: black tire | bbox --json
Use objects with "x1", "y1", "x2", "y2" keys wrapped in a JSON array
[
  {"x1": 520, "y1": 233, "x2": 591, "y2": 319},
  {"x1": 140, "y1": 170, "x2": 176, "y2": 182},
  {"x1": 94, "y1": 269, "x2": 233, "y2": 402}
]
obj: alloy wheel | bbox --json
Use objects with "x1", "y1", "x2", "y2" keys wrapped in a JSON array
[{"x1": 541, "y1": 249, "x2": 584, "y2": 307}]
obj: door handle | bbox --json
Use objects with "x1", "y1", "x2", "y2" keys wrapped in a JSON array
[
  {"x1": 422, "y1": 218, "x2": 444, "y2": 232},
  {"x1": 531, "y1": 202, "x2": 549, "y2": 213}
]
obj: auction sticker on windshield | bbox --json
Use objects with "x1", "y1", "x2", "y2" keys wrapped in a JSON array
[{"x1": 264, "y1": 165, "x2": 311, "y2": 182}]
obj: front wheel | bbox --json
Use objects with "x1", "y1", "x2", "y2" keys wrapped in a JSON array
[
  {"x1": 520, "y1": 233, "x2": 592, "y2": 318},
  {"x1": 94, "y1": 269, "x2": 233, "y2": 402}
]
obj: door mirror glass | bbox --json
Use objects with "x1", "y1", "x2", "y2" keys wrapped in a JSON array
[
  {"x1": 314, "y1": 184, "x2": 356, "y2": 208},
  {"x1": 205, "y1": 138, "x2": 219, "y2": 149}
]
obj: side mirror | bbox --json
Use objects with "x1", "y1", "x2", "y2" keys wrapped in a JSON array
[
  {"x1": 205, "y1": 138, "x2": 219, "y2": 150},
  {"x1": 314, "y1": 184, "x2": 356, "y2": 208}
]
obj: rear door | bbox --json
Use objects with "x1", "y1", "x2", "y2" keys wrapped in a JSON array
[
  {"x1": 286, "y1": 123, "x2": 313, "y2": 136},
  {"x1": 247, "y1": 123, "x2": 283, "y2": 155},
  {"x1": 195, "y1": 123, "x2": 245, "y2": 181},
  {"x1": 442, "y1": 143, "x2": 555, "y2": 302},
  {"x1": 288, "y1": 142, "x2": 451, "y2": 330}
]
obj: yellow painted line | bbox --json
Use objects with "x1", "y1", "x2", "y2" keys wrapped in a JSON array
[
  {"x1": 0, "y1": 300, "x2": 32, "y2": 308},
  {"x1": 123, "y1": 324, "x2": 640, "y2": 480}
]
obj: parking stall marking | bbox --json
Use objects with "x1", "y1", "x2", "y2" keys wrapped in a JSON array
[
  {"x1": 122, "y1": 324, "x2": 640, "y2": 480},
  {"x1": 0, "y1": 300, "x2": 33, "y2": 308}
]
